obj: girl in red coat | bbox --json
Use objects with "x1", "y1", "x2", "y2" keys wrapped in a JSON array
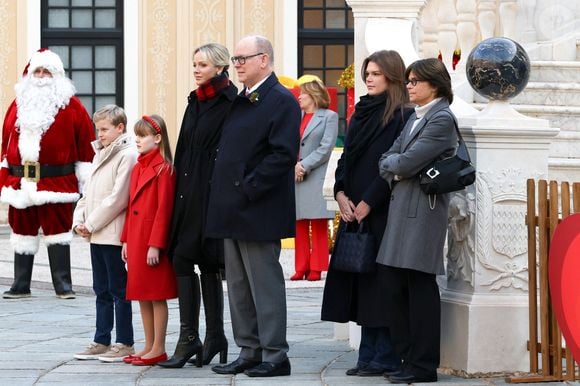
[{"x1": 121, "y1": 115, "x2": 177, "y2": 366}]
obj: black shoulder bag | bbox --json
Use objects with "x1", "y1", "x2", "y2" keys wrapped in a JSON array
[{"x1": 419, "y1": 117, "x2": 476, "y2": 196}]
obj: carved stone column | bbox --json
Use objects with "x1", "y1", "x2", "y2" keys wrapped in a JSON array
[
  {"x1": 454, "y1": 0, "x2": 478, "y2": 101},
  {"x1": 346, "y1": 0, "x2": 426, "y2": 98},
  {"x1": 441, "y1": 102, "x2": 558, "y2": 372},
  {"x1": 477, "y1": 0, "x2": 497, "y2": 40},
  {"x1": 499, "y1": 0, "x2": 519, "y2": 40},
  {"x1": 420, "y1": 0, "x2": 440, "y2": 58},
  {"x1": 437, "y1": 0, "x2": 458, "y2": 70}
]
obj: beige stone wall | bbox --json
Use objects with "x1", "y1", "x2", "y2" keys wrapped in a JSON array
[
  {"x1": 0, "y1": 0, "x2": 21, "y2": 120},
  {"x1": 139, "y1": 0, "x2": 179, "y2": 148},
  {"x1": 139, "y1": 0, "x2": 281, "y2": 149},
  {"x1": 0, "y1": 0, "x2": 23, "y2": 225},
  {"x1": 0, "y1": 0, "x2": 286, "y2": 150}
]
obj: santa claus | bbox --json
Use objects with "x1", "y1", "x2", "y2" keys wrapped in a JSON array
[{"x1": 0, "y1": 48, "x2": 95, "y2": 299}]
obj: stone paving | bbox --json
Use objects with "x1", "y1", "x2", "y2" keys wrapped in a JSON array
[{"x1": 0, "y1": 230, "x2": 576, "y2": 385}]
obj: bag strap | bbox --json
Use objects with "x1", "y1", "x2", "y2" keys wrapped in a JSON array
[
  {"x1": 443, "y1": 111, "x2": 472, "y2": 163},
  {"x1": 357, "y1": 220, "x2": 370, "y2": 233},
  {"x1": 344, "y1": 220, "x2": 369, "y2": 233}
]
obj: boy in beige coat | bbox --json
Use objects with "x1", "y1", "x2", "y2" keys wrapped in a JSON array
[{"x1": 73, "y1": 105, "x2": 137, "y2": 362}]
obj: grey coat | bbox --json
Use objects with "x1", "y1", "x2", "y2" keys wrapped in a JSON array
[
  {"x1": 295, "y1": 108, "x2": 338, "y2": 220},
  {"x1": 376, "y1": 99, "x2": 457, "y2": 275}
]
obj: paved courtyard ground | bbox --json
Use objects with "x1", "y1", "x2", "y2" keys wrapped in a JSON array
[{"x1": 0, "y1": 230, "x2": 575, "y2": 385}]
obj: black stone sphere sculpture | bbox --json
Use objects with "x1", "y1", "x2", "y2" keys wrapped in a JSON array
[{"x1": 466, "y1": 37, "x2": 530, "y2": 101}]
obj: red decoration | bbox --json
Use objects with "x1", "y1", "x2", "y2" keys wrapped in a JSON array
[
  {"x1": 346, "y1": 88, "x2": 355, "y2": 124},
  {"x1": 548, "y1": 213, "x2": 580, "y2": 363},
  {"x1": 437, "y1": 50, "x2": 462, "y2": 70}
]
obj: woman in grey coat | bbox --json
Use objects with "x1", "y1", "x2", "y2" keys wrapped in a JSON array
[
  {"x1": 377, "y1": 58, "x2": 458, "y2": 384},
  {"x1": 292, "y1": 79, "x2": 338, "y2": 281}
]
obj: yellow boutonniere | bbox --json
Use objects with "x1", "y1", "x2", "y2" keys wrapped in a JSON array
[{"x1": 249, "y1": 91, "x2": 260, "y2": 103}]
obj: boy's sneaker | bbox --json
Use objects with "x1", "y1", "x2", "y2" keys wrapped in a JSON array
[
  {"x1": 98, "y1": 343, "x2": 135, "y2": 362},
  {"x1": 74, "y1": 342, "x2": 110, "y2": 360}
]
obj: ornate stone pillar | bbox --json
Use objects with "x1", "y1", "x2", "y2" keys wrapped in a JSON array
[
  {"x1": 477, "y1": 0, "x2": 497, "y2": 40},
  {"x1": 420, "y1": 0, "x2": 440, "y2": 58},
  {"x1": 441, "y1": 102, "x2": 558, "y2": 372},
  {"x1": 346, "y1": 0, "x2": 426, "y2": 98},
  {"x1": 437, "y1": 0, "x2": 458, "y2": 70},
  {"x1": 454, "y1": 0, "x2": 478, "y2": 102}
]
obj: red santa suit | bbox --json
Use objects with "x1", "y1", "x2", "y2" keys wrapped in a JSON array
[
  {"x1": 0, "y1": 49, "x2": 94, "y2": 298},
  {"x1": 0, "y1": 50, "x2": 95, "y2": 253}
]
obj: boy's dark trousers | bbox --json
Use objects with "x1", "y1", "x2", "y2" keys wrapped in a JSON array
[{"x1": 90, "y1": 244, "x2": 133, "y2": 346}]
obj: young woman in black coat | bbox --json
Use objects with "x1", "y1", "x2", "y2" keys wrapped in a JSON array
[
  {"x1": 321, "y1": 50, "x2": 413, "y2": 377},
  {"x1": 158, "y1": 43, "x2": 237, "y2": 368}
]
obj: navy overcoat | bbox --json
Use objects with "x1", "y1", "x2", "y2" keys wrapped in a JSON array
[{"x1": 205, "y1": 73, "x2": 301, "y2": 241}]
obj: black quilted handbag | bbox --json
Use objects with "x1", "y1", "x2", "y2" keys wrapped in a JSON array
[{"x1": 331, "y1": 221, "x2": 376, "y2": 273}]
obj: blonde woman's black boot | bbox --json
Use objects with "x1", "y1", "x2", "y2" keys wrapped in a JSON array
[{"x1": 158, "y1": 274, "x2": 203, "y2": 368}]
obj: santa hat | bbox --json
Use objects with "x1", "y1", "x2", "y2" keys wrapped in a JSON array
[{"x1": 23, "y1": 48, "x2": 65, "y2": 78}]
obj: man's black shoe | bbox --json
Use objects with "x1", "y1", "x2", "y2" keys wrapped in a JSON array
[
  {"x1": 244, "y1": 358, "x2": 291, "y2": 377},
  {"x1": 346, "y1": 365, "x2": 364, "y2": 376},
  {"x1": 3, "y1": 290, "x2": 31, "y2": 299},
  {"x1": 388, "y1": 371, "x2": 437, "y2": 384},
  {"x1": 211, "y1": 357, "x2": 260, "y2": 374},
  {"x1": 358, "y1": 365, "x2": 385, "y2": 376},
  {"x1": 383, "y1": 368, "x2": 402, "y2": 377}
]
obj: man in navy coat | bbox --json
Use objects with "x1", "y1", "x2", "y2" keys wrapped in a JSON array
[{"x1": 206, "y1": 35, "x2": 300, "y2": 377}]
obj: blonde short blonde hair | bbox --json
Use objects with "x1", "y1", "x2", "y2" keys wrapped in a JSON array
[
  {"x1": 300, "y1": 79, "x2": 330, "y2": 109},
  {"x1": 93, "y1": 104, "x2": 127, "y2": 132}
]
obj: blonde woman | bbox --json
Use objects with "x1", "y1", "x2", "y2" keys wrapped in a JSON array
[{"x1": 292, "y1": 79, "x2": 338, "y2": 281}]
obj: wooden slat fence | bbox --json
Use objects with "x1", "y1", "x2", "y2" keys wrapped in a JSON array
[{"x1": 509, "y1": 179, "x2": 580, "y2": 382}]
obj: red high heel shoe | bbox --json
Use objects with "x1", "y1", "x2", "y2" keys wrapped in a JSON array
[
  {"x1": 290, "y1": 271, "x2": 307, "y2": 280},
  {"x1": 123, "y1": 354, "x2": 140, "y2": 364},
  {"x1": 307, "y1": 271, "x2": 321, "y2": 281},
  {"x1": 132, "y1": 353, "x2": 168, "y2": 366}
]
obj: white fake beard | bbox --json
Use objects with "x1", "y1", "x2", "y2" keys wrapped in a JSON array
[{"x1": 14, "y1": 75, "x2": 75, "y2": 162}]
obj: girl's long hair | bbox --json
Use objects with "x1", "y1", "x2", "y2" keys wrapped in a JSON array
[
  {"x1": 361, "y1": 50, "x2": 410, "y2": 125},
  {"x1": 134, "y1": 114, "x2": 173, "y2": 165}
]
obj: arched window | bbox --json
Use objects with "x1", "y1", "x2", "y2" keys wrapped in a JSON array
[{"x1": 41, "y1": 0, "x2": 124, "y2": 115}]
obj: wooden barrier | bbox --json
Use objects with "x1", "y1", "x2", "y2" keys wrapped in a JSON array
[{"x1": 508, "y1": 179, "x2": 580, "y2": 383}]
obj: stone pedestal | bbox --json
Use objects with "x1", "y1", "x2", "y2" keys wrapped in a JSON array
[
  {"x1": 440, "y1": 101, "x2": 558, "y2": 372},
  {"x1": 346, "y1": 0, "x2": 424, "y2": 98}
]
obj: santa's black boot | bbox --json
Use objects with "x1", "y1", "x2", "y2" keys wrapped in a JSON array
[
  {"x1": 47, "y1": 244, "x2": 75, "y2": 299},
  {"x1": 3, "y1": 253, "x2": 34, "y2": 299}
]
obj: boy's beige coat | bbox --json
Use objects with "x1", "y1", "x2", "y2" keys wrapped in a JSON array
[{"x1": 73, "y1": 133, "x2": 137, "y2": 246}]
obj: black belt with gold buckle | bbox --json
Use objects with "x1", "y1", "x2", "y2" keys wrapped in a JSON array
[{"x1": 9, "y1": 162, "x2": 76, "y2": 182}]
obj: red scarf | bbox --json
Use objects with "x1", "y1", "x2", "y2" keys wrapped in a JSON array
[{"x1": 195, "y1": 72, "x2": 230, "y2": 102}]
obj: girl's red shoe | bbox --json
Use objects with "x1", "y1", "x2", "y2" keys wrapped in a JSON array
[
  {"x1": 132, "y1": 353, "x2": 168, "y2": 366},
  {"x1": 123, "y1": 354, "x2": 140, "y2": 364}
]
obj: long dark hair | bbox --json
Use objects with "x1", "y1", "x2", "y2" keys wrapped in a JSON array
[
  {"x1": 361, "y1": 50, "x2": 409, "y2": 125},
  {"x1": 405, "y1": 58, "x2": 454, "y2": 104}
]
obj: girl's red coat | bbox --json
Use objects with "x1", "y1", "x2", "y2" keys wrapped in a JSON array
[{"x1": 121, "y1": 148, "x2": 177, "y2": 300}]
